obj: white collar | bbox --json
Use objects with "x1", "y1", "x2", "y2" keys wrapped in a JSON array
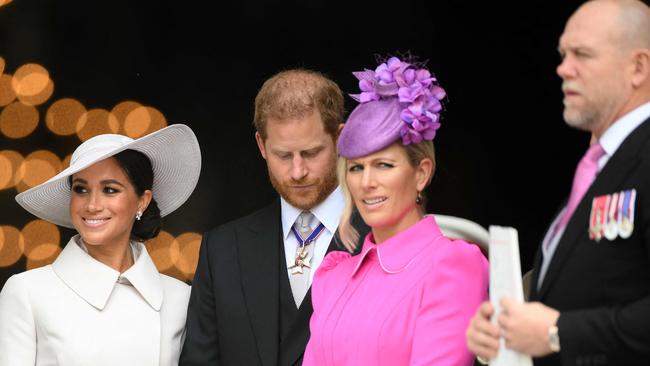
[
  {"x1": 599, "y1": 101, "x2": 650, "y2": 157},
  {"x1": 52, "y1": 235, "x2": 164, "y2": 311},
  {"x1": 280, "y1": 186, "x2": 344, "y2": 239}
]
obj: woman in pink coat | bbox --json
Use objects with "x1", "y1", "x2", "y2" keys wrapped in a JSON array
[{"x1": 303, "y1": 56, "x2": 489, "y2": 366}]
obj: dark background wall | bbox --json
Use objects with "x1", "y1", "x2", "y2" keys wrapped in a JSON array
[{"x1": 0, "y1": 0, "x2": 589, "y2": 287}]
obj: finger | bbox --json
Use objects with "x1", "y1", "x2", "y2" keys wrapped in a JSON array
[
  {"x1": 471, "y1": 342, "x2": 499, "y2": 360},
  {"x1": 476, "y1": 317, "x2": 500, "y2": 337},
  {"x1": 467, "y1": 317, "x2": 500, "y2": 348},
  {"x1": 479, "y1": 301, "x2": 494, "y2": 315},
  {"x1": 475, "y1": 329, "x2": 501, "y2": 351}
]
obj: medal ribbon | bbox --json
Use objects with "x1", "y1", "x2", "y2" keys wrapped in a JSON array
[
  {"x1": 291, "y1": 222, "x2": 326, "y2": 248},
  {"x1": 622, "y1": 190, "x2": 631, "y2": 219}
]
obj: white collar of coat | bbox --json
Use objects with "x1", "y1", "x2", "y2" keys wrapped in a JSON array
[{"x1": 52, "y1": 235, "x2": 164, "y2": 311}]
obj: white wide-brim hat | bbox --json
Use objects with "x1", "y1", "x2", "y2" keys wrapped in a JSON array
[{"x1": 15, "y1": 124, "x2": 202, "y2": 228}]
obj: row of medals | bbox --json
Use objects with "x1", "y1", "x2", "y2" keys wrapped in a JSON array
[{"x1": 589, "y1": 189, "x2": 635, "y2": 241}]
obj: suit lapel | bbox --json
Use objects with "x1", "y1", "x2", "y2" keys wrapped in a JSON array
[
  {"x1": 529, "y1": 243, "x2": 544, "y2": 300},
  {"x1": 239, "y1": 200, "x2": 281, "y2": 366},
  {"x1": 529, "y1": 203, "x2": 566, "y2": 300},
  {"x1": 538, "y1": 118, "x2": 650, "y2": 299}
]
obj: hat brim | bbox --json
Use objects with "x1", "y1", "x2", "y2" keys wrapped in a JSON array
[{"x1": 15, "y1": 124, "x2": 202, "y2": 229}]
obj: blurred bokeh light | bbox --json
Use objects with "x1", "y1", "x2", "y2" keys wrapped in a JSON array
[
  {"x1": 0, "y1": 101, "x2": 39, "y2": 138},
  {"x1": 0, "y1": 74, "x2": 15, "y2": 106},
  {"x1": 113, "y1": 101, "x2": 142, "y2": 133},
  {"x1": 62, "y1": 154, "x2": 72, "y2": 169},
  {"x1": 46, "y1": 98, "x2": 87, "y2": 136},
  {"x1": 0, "y1": 226, "x2": 24, "y2": 267},
  {"x1": 15, "y1": 150, "x2": 63, "y2": 192},
  {"x1": 22, "y1": 219, "x2": 61, "y2": 258},
  {"x1": 124, "y1": 106, "x2": 167, "y2": 138},
  {"x1": 174, "y1": 232, "x2": 202, "y2": 280},
  {"x1": 0, "y1": 150, "x2": 24, "y2": 190},
  {"x1": 144, "y1": 230, "x2": 177, "y2": 272},
  {"x1": 12, "y1": 63, "x2": 54, "y2": 106},
  {"x1": 26, "y1": 244, "x2": 61, "y2": 270},
  {"x1": 76, "y1": 108, "x2": 119, "y2": 141}
]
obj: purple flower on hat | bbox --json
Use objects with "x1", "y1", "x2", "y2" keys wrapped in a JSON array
[
  {"x1": 351, "y1": 70, "x2": 380, "y2": 103},
  {"x1": 350, "y1": 56, "x2": 447, "y2": 146},
  {"x1": 358, "y1": 79, "x2": 379, "y2": 103},
  {"x1": 375, "y1": 57, "x2": 403, "y2": 85},
  {"x1": 397, "y1": 82, "x2": 425, "y2": 104}
]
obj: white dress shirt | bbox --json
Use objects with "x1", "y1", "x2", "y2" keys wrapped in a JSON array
[
  {"x1": 539, "y1": 102, "x2": 650, "y2": 286},
  {"x1": 0, "y1": 235, "x2": 190, "y2": 366},
  {"x1": 281, "y1": 186, "x2": 345, "y2": 285}
]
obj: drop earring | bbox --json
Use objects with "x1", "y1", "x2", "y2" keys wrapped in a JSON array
[{"x1": 135, "y1": 211, "x2": 143, "y2": 221}]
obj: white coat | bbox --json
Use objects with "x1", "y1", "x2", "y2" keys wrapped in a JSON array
[{"x1": 0, "y1": 236, "x2": 190, "y2": 366}]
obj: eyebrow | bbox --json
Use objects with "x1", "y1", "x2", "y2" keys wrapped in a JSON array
[
  {"x1": 558, "y1": 44, "x2": 594, "y2": 54},
  {"x1": 71, "y1": 178, "x2": 127, "y2": 187},
  {"x1": 272, "y1": 145, "x2": 325, "y2": 155},
  {"x1": 348, "y1": 156, "x2": 398, "y2": 165},
  {"x1": 302, "y1": 146, "x2": 325, "y2": 154}
]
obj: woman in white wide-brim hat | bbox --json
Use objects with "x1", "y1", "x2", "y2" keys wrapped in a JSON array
[{"x1": 0, "y1": 124, "x2": 201, "y2": 366}]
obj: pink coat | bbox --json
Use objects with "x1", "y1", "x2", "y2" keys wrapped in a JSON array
[{"x1": 303, "y1": 215, "x2": 488, "y2": 365}]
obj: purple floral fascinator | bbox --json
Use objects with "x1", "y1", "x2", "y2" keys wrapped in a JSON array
[{"x1": 337, "y1": 56, "x2": 446, "y2": 159}]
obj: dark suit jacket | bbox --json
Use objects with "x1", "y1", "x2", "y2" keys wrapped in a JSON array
[
  {"x1": 179, "y1": 199, "x2": 367, "y2": 366},
  {"x1": 529, "y1": 118, "x2": 650, "y2": 366}
]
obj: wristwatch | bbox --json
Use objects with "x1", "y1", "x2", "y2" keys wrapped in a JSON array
[{"x1": 548, "y1": 325, "x2": 561, "y2": 353}]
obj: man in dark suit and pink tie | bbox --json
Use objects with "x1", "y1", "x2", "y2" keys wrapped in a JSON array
[{"x1": 467, "y1": 1, "x2": 650, "y2": 365}]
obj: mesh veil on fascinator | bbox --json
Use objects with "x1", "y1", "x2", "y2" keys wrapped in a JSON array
[{"x1": 337, "y1": 56, "x2": 447, "y2": 159}]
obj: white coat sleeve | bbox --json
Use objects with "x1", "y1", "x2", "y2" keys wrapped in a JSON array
[{"x1": 0, "y1": 275, "x2": 37, "y2": 366}]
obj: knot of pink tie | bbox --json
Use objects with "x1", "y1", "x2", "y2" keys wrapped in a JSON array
[{"x1": 558, "y1": 142, "x2": 606, "y2": 230}]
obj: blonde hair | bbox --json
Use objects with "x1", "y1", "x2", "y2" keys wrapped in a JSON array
[{"x1": 336, "y1": 141, "x2": 436, "y2": 250}]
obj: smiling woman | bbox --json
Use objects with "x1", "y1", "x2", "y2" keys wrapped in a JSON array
[
  {"x1": 0, "y1": 124, "x2": 201, "y2": 366},
  {"x1": 68, "y1": 153, "x2": 155, "y2": 271}
]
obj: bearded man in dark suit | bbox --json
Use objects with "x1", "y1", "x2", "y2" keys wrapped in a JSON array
[{"x1": 180, "y1": 69, "x2": 367, "y2": 366}]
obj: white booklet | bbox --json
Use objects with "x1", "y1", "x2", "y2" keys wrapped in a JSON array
[{"x1": 488, "y1": 226, "x2": 533, "y2": 366}]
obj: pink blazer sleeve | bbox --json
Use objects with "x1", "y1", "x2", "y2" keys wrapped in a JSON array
[{"x1": 409, "y1": 242, "x2": 488, "y2": 366}]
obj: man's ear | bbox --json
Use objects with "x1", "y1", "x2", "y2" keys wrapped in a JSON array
[
  {"x1": 631, "y1": 49, "x2": 650, "y2": 88},
  {"x1": 255, "y1": 132, "x2": 268, "y2": 160}
]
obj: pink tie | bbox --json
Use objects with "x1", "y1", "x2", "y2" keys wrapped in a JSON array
[{"x1": 558, "y1": 142, "x2": 606, "y2": 230}]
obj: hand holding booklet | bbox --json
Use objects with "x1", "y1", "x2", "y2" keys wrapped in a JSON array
[{"x1": 488, "y1": 226, "x2": 533, "y2": 366}]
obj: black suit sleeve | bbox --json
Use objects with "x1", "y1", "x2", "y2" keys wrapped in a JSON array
[{"x1": 179, "y1": 230, "x2": 221, "y2": 366}]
